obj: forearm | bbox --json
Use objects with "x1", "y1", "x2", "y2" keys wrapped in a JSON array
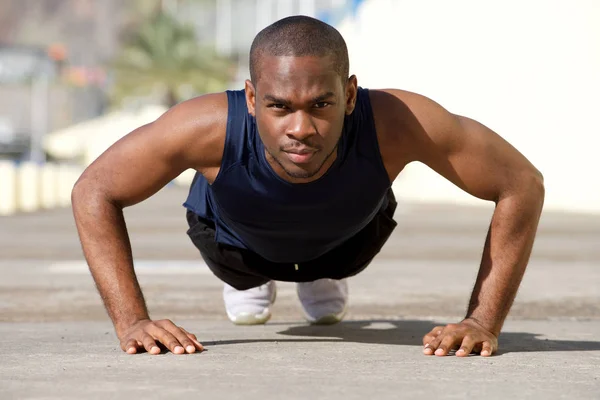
[
  {"x1": 72, "y1": 183, "x2": 150, "y2": 335},
  {"x1": 466, "y1": 183, "x2": 545, "y2": 336}
]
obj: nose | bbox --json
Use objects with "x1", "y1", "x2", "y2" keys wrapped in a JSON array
[{"x1": 285, "y1": 110, "x2": 316, "y2": 142}]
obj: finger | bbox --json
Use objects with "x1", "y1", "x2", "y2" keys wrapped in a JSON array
[
  {"x1": 160, "y1": 321, "x2": 200, "y2": 354},
  {"x1": 455, "y1": 336, "x2": 476, "y2": 357},
  {"x1": 187, "y1": 334, "x2": 204, "y2": 352},
  {"x1": 123, "y1": 338, "x2": 141, "y2": 354},
  {"x1": 423, "y1": 327, "x2": 449, "y2": 355},
  {"x1": 434, "y1": 333, "x2": 460, "y2": 357},
  {"x1": 423, "y1": 335, "x2": 441, "y2": 355},
  {"x1": 422, "y1": 326, "x2": 445, "y2": 351},
  {"x1": 422, "y1": 326, "x2": 444, "y2": 346},
  {"x1": 161, "y1": 322, "x2": 201, "y2": 353},
  {"x1": 141, "y1": 333, "x2": 161, "y2": 355},
  {"x1": 180, "y1": 327, "x2": 199, "y2": 342},
  {"x1": 471, "y1": 343, "x2": 483, "y2": 354},
  {"x1": 423, "y1": 342, "x2": 435, "y2": 355},
  {"x1": 481, "y1": 341, "x2": 494, "y2": 357},
  {"x1": 180, "y1": 327, "x2": 204, "y2": 352},
  {"x1": 164, "y1": 325, "x2": 199, "y2": 354},
  {"x1": 149, "y1": 326, "x2": 185, "y2": 355}
]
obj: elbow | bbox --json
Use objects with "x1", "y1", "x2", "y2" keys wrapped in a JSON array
[
  {"x1": 532, "y1": 165, "x2": 544, "y2": 184},
  {"x1": 71, "y1": 173, "x2": 111, "y2": 210},
  {"x1": 521, "y1": 168, "x2": 545, "y2": 205},
  {"x1": 497, "y1": 167, "x2": 545, "y2": 211},
  {"x1": 71, "y1": 177, "x2": 84, "y2": 207},
  {"x1": 532, "y1": 168, "x2": 545, "y2": 197},
  {"x1": 501, "y1": 168, "x2": 545, "y2": 205},
  {"x1": 71, "y1": 174, "x2": 92, "y2": 208}
]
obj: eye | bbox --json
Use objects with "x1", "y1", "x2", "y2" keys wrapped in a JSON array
[
  {"x1": 268, "y1": 103, "x2": 287, "y2": 109},
  {"x1": 314, "y1": 102, "x2": 330, "y2": 109}
]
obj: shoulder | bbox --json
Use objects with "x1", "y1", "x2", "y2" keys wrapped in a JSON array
[
  {"x1": 368, "y1": 88, "x2": 462, "y2": 176},
  {"x1": 155, "y1": 91, "x2": 229, "y2": 138},
  {"x1": 370, "y1": 89, "x2": 459, "y2": 130},
  {"x1": 151, "y1": 91, "x2": 229, "y2": 173}
]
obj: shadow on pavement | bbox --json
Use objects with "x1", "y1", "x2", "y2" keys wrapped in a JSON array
[{"x1": 204, "y1": 319, "x2": 600, "y2": 355}]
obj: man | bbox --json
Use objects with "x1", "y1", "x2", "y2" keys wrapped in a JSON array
[{"x1": 72, "y1": 16, "x2": 544, "y2": 358}]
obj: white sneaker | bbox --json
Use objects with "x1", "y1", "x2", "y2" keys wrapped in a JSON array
[
  {"x1": 297, "y1": 278, "x2": 348, "y2": 325},
  {"x1": 223, "y1": 281, "x2": 276, "y2": 325}
]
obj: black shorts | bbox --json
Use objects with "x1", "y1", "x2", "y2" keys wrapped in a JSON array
[{"x1": 185, "y1": 189, "x2": 398, "y2": 290}]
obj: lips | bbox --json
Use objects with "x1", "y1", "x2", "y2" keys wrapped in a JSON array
[{"x1": 284, "y1": 149, "x2": 317, "y2": 164}]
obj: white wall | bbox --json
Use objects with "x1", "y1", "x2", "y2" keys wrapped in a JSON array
[{"x1": 338, "y1": 0, "x2": 600, "y2": 213}]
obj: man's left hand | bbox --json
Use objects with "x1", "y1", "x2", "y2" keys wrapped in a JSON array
[{"x1": 422, "y1": 318, "x2": 498, "y2": 357}]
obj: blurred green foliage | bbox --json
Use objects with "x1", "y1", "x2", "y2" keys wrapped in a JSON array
[{"x1": 110, "y1": 9, "x2": 235, "y2": 108}]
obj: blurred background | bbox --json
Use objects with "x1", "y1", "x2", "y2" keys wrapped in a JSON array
[
  {"x1": 0, "y1": 0, "x2": 598, "y2": 357},
  {"x1": 0, "y1": 0, "x2": 598, "y2": 215}
]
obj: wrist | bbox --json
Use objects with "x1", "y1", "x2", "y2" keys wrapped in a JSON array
[
  {"x1": 462, "y1": 316, "x2": 500, "y2": 337},
  {"x1": 115, "y1": 316, "x2": 150, "y2": 337}
]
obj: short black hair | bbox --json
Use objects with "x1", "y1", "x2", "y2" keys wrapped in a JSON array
[{"x1": 249, "y1": 15, "x2": 349, "y2": 84}]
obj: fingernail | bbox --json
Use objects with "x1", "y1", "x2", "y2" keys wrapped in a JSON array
[
  {"x1": 424, "y1": 344, "x2": 430, "y2": 349},
  {"x1": 151, "y1": 346, "x2": 160, "y2": 354},
  {"x1": 186, "y1": 345, "x2": 195, "y2": 353},
  {"x1": 435, "y1": 349, "x2": 444, "y2": 355},
  {"x1": 456, "y1": 349, "x2": 464, "y2": 355},
  {"x1": 174, "y1": 346, "x2": 184, "y2": 353}
]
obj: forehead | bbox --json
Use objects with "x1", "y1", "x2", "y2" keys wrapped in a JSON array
[{"x1": 255, "y1": 55, "x2": 341, "y2": 99}]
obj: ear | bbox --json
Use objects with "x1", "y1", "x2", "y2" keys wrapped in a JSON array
[
  {"x1": 344, "y1": 75, "x2": 358, "y2": 115},
  {"x1": 245, "y1": 79, "x2": 257, "y2": 116}
]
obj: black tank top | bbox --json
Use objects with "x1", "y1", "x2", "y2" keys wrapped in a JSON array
[{"x1": 184, "y1": 88, "x2": 391, "y2": 263}]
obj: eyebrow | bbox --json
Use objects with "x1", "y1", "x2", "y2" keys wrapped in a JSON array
[
  {"x1": 312, "y1": 92, "x2": 335, "y2": 103},
  {"x1": 263, "y1": 92, "x2": 336, "y2": 106},
  {"x1": 263, "y1": 94, "x2": 292, "y2": 106}
]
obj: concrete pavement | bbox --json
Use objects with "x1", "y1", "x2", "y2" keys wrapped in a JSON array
[
  {"x1": 1, "y1": 186, "x2": 599, "y2": 399},
  {"x1": 2, "y1": 320, "x2": 599, "y2": 399}
]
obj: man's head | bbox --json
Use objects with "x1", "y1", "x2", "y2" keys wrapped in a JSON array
[{"x1": 245, "y1": 15, "x2": 358, "y2": 182}]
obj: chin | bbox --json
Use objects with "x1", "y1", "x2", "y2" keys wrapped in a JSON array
[
  {"x1": 284, "y1": 167, "x2": 318, "y2": 179},
  {"x1": 281, "y1": 163, "x2": 322, "y2": 179}
]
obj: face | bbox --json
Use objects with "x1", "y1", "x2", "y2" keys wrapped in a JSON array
[{"x1": 246, "y1": 55, "x2": 357, "y2": 183}]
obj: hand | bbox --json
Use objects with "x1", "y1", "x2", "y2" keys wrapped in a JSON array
[
  {"x1": 118, "y1": 319, "x2": 204, "y2": 355},
  {"x1": 422, "y1": 318, "x2": 498, "y2": 357}
]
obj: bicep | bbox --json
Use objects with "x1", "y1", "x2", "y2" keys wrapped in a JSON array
[
  {"x1": 424, "y1": 115, "x2": 533, "y2": 201},
  {"x1": 75, "y1": 94, "x2": 226, "y2": 207},
  {"x1": 78, "y1": 121, "x2": 186, "y2": 207},
  {"x1": 385, "y1": 89, "x2": 541, "y2": 202}
]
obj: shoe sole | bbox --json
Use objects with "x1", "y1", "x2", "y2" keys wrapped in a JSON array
[
  {"x1": 227, "y1": 285, "x2": 277, "y2": 326},
  {"x1": 227, "y1": 308, "x2": 272, "y2": 325},
  {"x1": 297, "y1": 280, "x2": 348, "y2": 325},
  {"x1": 305, "y1": 305, "x2": 347, "y2": 325}
]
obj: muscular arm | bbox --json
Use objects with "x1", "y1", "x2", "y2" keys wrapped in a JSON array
[
  {"x1": 372, "y1": 89, "x2": 544, "y2": 354},
  {"x1": 72, "y1": 93, "x2": 226, "y2": 338}
]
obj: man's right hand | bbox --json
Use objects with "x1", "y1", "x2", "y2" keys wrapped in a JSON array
[{"x1": 118, "y1": 319, "x2": 204, "y2": 355}]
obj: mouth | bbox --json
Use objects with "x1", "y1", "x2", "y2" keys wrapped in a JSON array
[{"x1": 283, "y1": 148, "x2": 318, "y2": 164}]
